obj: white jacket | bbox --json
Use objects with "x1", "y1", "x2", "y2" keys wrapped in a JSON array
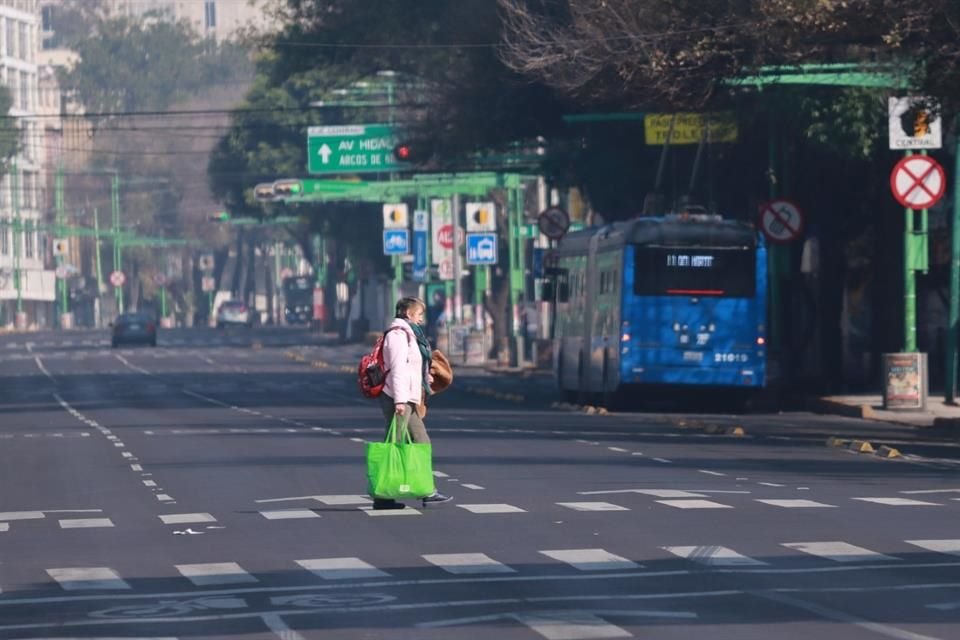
[{"x1": 382, "y1": 319, "x2": 422, "y2": 405}]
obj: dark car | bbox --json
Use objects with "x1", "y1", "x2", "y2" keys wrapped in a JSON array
[{"x1": 111, "y1": 312, "x2": 157, "y2": 348}]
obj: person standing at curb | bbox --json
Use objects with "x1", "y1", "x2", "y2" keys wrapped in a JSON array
[{"x1": 375, "y1": 296, "x2": 453, "y2": 510}]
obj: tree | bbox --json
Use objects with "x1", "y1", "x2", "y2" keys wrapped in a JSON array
[{"x1": 0, "y1": 87, "x2": 19, "y2": 175}]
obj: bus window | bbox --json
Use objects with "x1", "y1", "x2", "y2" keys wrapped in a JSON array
[{"x1": 634, "y1": 246, "x2": 755, "y2": 297}]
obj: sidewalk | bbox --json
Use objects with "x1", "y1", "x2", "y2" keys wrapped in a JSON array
[{"x1": 808, "y1": 393, "x2": 960, "y2": 430}]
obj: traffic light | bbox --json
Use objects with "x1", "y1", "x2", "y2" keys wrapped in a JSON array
[
  {"x1": 273, "y1": 180, "x2": 303, "y2": 199},
  {"x1": 253, "y1": 182, "x2": 276, "y2": 202},
  {"x1": 209, "y1": 211, "x2": 230, "y2": 222},
  {"x1": 392, "y1": 141, "x2": 431, "y2": 164},
  {"x1": 393, "y1": 143, "x2": 413, "y2": 162}
]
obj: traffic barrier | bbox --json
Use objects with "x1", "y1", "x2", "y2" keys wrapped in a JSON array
[
  {"x1": 726, "y1": 426, "x2": 746, "y2": 437},
  {"x1": 848, "y1": 440, "x2": 875, "y2": 453},
  {"x1": 874, "y1": 445, "x2": 902, "y2": 459}
]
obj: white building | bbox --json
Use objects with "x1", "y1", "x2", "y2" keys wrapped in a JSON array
[
  {"x1": 105, "y1": 0, "x2": 272, "y2": 41},
  {"x1": 0, "y1": 0, "x2": 54, "y2": 329}
]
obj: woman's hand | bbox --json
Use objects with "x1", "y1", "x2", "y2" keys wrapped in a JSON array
[{"x1": 395, "y1": 403, "x2": 406, "y2": 416}]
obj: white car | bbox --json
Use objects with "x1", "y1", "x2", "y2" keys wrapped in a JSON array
[{"x1": 216, "y1": 301, "x2": 254, "y2": 328}]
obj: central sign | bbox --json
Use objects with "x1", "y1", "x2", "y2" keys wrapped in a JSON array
[{"x1": 307, "y1": 124, "x2": 401, "y2": 174}]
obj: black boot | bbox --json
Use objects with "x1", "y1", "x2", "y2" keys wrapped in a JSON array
[{"x1": 373, "y1": 498, "x2": 406, "y2": 510}]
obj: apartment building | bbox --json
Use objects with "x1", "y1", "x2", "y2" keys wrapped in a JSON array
[
  {"x1": 0, "y1": 0, "x2": 54, "y2": 329},
  {"x1": 103, "y1": 0, "x2": 272, "y2": 41}
]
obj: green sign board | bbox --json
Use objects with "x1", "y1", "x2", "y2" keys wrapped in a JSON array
[{"x1": 307, "y1": 124, "x2": 401, "y2": 174}]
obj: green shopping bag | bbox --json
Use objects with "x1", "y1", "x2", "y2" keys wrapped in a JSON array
[{"x1": 366, "y1": 416, "x2": 435, "y2": 499}]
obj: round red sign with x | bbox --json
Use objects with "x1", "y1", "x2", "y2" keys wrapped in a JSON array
[{"x1": 890, "y1": 155, "x2": 946, "y2": 210}]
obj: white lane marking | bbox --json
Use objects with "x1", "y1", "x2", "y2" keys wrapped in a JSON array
[
  {"x1": 607, "y1": 447, "x2": 629, "y2": 453},
  {"x1": 901, "y1": 488, "x2": 960, "y2": 494},
  {"x1": 756, "y1": 499, "x2": 836, "y2": 508},
  {"x1": 35, "y1": 356, "x2": 55, "y2": 381},
  {"x1": 350, "y1": 438, "x2": 365, "y2": 443},
  {"x1": 130, "y1": 464, "x2": 143, "y2": 471},
  {"x1": 260, "y1": 510, "x2": 320, "y2": 520},
  {"x1": 121, "y1": 452, "x2": 134, "y2": 459},
  {"x1": 758, "y1": 591, "x2": 943, "y2": 640},
  {"x1": 656, "y1": 500, "x2": 733, "y2": 509},
  {"x1": 852, "y1": 497, "x2": 941, "y2": 506},
  {"x1": 159, "y1": 513, "x2": 216, "y2": 525},
  {"x1": 423, "y1": 553, "x2": 516, "y2": 575},
  {"x1": 261, "y1": 612, "x2": 307, "y2": 640},
  {"x1": 113, "y1": 442, "x2": 125, "y2": 448},
  {"x1": 557, "y1": 502, "x2": 630, "y2": 512},
  {"x1": 906, "y1": 540, "x2": 960, "y2": 556},
  {"x1": 360, "y1": 506, "x2": 421, "y2": 516},
  {"x1": 156, "y1": 494, "x2": 175, "y2": 502},
  {"x1": 580, "y1": 489, "x2": 707, "y2": 498},
  {"x1": 513, "y1": 611, "x2": 633, "y2": 639},
  {"x1": 758, "y1": 482, "x2": 785, "y2": 487},
  {"x1": 457, "y1": 504, "x2": 527, "y2": 514},
  {"x1": 114, "y1": 354, "x2": 150, "y2": 375},
  {"x1": 296, "y1": 558, "x2": 389, "y2": 580},
  {"x1": 47, "y1": 568, "x2": 130, "y2": 591},
  {"x1": 310, "y1": 495, "x2": 372, "y2": 505},
  {"x1": 433, "y1": 471, "x2": 450, "y2": 478},
  {"x1": 539, "y1": 549, "x2": 640, "y2": 572},
  {"x1": 58, "y1": 519, "x2": 114, "y2": 529},
  {"x1": 462, "y1": 484, "x2": 485, "y2": 490},
  {"x1": 143, "y1": 480, "x2": 157, "y2": 487},
  {"x1": 652, "y1": 458, "x2": 672, "y2": 463},
  {"x1": 783, "y1": 542, "x2": 898, "y2": 563},
  {"x1": 0, "y1": 511, "x2": 45, "y2": 520},
  {"x1": 663, "y1": 546, "x2": 768, "y2": 567},
  {"x1": 698, "y1": 470, "x2": 726, "y2": 476},
  {"x1": 177, "y1": 563, "x2": 258, "y2": 586}
]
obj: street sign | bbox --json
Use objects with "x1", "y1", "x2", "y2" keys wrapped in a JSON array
[
  {"x1": 52, "y1": 238, "x2": 67, "y2": 257},
  {"x1": 889, "y1": 97, "x2": 942, "y2": 150},
  {"x1": 201, "y1": 276, "x2": 216, "y2": 292},
  {"x1": 437, "y1": 224, "x2": 465, "y2": 250},
  {"x1": 465, "y1": 202, "x2": 496, "y2": 232},
  {"x1": 758, "y1": 199, "x2": 805, "y2": 244},
  {"x1": 431, "y1": 199, "x2": 452, "y2": 264},
  {"x1": 413, "y1": 209, "x2": 429, "y2": 232},
  {"x1": 538, "y1": 207, "x2": 571, "y2": 240},
  {"x1": 890, "y1": 155, "x2": 946, "y2": 210},
  {"x1": 383, "y1": 203, "x2": 409, "y2": 230},
  {"x1": 644, "y1": 112, "x2": 738, "y2": 145},
  {"x1": 198, "y1": 253, "x2": 215, "y2": 271},
  {"x1": 307, "y1": 124, "x2": 400, "y2": 174},
  {"x1": 413, "y1": 227, "x2": 428, "y2": 281},
  {"x1": 383, "y1": 229, "x2": 409, "y2": 255},
  {"x1": 109, "y1": 271, "x2": 126, "y2": 287},
  {"x1": 438, "y1": 259, "x2": 454, "y2": 280},
  {"x1": 466, "y1": 233, "x2": 498, "y2": 265}
]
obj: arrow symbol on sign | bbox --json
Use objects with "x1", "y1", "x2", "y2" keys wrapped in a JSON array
[{"x1": 319, "y1": 144, "x2": 332, "y2": 164}]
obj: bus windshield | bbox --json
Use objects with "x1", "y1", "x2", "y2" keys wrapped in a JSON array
[{"x1": 633, "y1": 246, "x2": 756, "y2": 297}]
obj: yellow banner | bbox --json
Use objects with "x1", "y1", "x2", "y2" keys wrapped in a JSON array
[{"x1": 644, "y1": 112, "x2": 739, "y2": 145}]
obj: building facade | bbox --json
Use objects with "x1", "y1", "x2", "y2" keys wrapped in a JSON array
[
  {"x1": 105, "y1": 0, "x2": 271, "y2": 41},
  {"x1": 0, "y1": 0, "x2": 54, "y2": 329}
]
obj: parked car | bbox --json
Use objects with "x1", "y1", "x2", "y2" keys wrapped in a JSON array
[
  {"x1": 111, "y1": 312, "x2": 157, "y2": 348},
  {"x1": 216, "y1": 300, "x2": 255, "y2": 328}
]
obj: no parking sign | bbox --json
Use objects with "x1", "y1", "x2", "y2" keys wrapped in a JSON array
[{"x1": 758, "y1": 199, "x2": 804, "y2": 244}]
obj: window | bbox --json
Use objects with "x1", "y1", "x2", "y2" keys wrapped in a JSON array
[
  {"x1": 24, "y1": 220, "x2": 33, "y2": 258},
  {"x1": 0, "y1": 221, "x2": 8, "y2": 256},
  {"x1": 204, "y1": 1, "x2": 216, "y2": 28},
  {"x1": 18, "y1": 21, "x2": 26, "y2": 60},
  {"x1": 19, "y1": 70, "x2": 27, "y2": 110},
  {"x1": 633, "y1": 246, "x2": 756, "y2": 298},
  {"x1": 41, "y1": 5, "x2": 52, "y2": 32},
  {"x1": 6, "y1": 19, "x2": 14, "y2": 57}
]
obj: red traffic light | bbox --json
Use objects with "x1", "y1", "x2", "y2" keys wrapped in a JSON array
[{"x1": 393, "y1": 144, "x2": 412, "y2": 162}]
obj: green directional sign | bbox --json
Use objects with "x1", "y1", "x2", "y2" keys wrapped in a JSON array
[{"x1": 307, "y1": 124, "x2": 401, "y2": 174}]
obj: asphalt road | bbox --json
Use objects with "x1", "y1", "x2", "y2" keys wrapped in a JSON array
[{"x1": 0, "y1": 327, "x2": 958, "y2": 640}]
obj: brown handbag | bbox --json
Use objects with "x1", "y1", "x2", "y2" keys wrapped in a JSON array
[{"x1": 429, "y1": 350, "x2": 454, "y2": 394}]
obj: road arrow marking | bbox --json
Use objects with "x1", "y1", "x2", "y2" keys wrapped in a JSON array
[{"x1": 319, "y1": 144, "x2": 332, "y2": 164}]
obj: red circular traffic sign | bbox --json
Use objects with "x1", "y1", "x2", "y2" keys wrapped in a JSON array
[
  {"x1": 109, "y1": 271, "x2": 126, "y2": 287},
  {"x1": 437, "y1": 224, "x2": 464, "y2": 250},
  {"x1": 538, "y1": 207, "x2": 571, "y2": 240},
  {"x1": 758, "y1": 199, "x2": 804, "y2": 244},
  {"x1": 890, "y1": 155, "x2": 946, "y2": 210}
]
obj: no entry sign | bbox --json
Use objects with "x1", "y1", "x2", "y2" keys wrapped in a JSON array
[
  {"x1": 758, "y1": 199, "x2": 804, "y2": 244},
  {"x1": 890, "y1": 155, "x2": 946, "y2": 210}
]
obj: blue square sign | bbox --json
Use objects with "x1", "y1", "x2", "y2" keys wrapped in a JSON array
[
  {"x1": 383, "y1": 229, "x2": 409, "y2": 255},
  {"x1": 466, "y1": 233, "x2": 498, "y2": 265}
]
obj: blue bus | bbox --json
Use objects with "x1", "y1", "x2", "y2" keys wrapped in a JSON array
[{"x1": 551, "y1": 214, "x2": 767, "y2": 404}]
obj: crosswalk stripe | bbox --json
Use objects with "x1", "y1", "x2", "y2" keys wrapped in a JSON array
[
  {"x1": 905, "y1": 539, "x2": 960, "y2": 556},
  {"x1": 58, "y1": 518, "x2": 114, "y2": 529},
  {"x1": 539, "y1": 548, "x2": 640, "y2": 571},
  {"x1": 260, "y1": 509, "x2": 320, "y2": 520},
  {"x1": 756, "y1": 499, "x2": 836, "y2": 508},
  {"x1": 663, "y1": 545, "x2": 768, "y2": 566},
  {"x1": 423, "y1": 553, "x2": 516, "y2": 574},
  {"x1": 296, "y1": 557, "x2": 389, "y2": 580},
  {"x1": 782, "y1": 542, "x2": 898, "y2": 563},
  {"x1": 457, "y1": 504, "x2": 527, "y2": 514},
  {"x1": 159, "y1": 513, "x2": 216, "y2": 525},
  {"x1": 557, "y1": 502, "x2": 630, "y2": 512},
  {"x1": 47, "y1": 567, "x2": 131, "y2": 591},
  {"x1": 655, "y1": 499, "x2": 733, "y2": 509},
  {"x1": 852, "y1": 497, "x2": 941, "y2": 506},
  {"x1": 176, "y1": 562, "x2": 258, "y2": 586},
  {"x1": 514, "y1": 611, "x2": 632, "y2": 640}
]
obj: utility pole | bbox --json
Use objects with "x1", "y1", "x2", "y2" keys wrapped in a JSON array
[
  {"x1": 12, "y1": 156, "x2": 23, "y2": 329},
  {"x1": 946, "y1": 118, "x2": 960, "y2": 403},
  {"x1": 93, "y1": 207, "x2": 104, "y2": 328},
  {"x1": 452, "y1": 193, "x2": 462, "y2": 324},
  {"x1": 55, "y1": 159, "x2": 68, "y2": 327},
  {"x1": 111, "y1": 173, "x2": 123, "y2": 314}
]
